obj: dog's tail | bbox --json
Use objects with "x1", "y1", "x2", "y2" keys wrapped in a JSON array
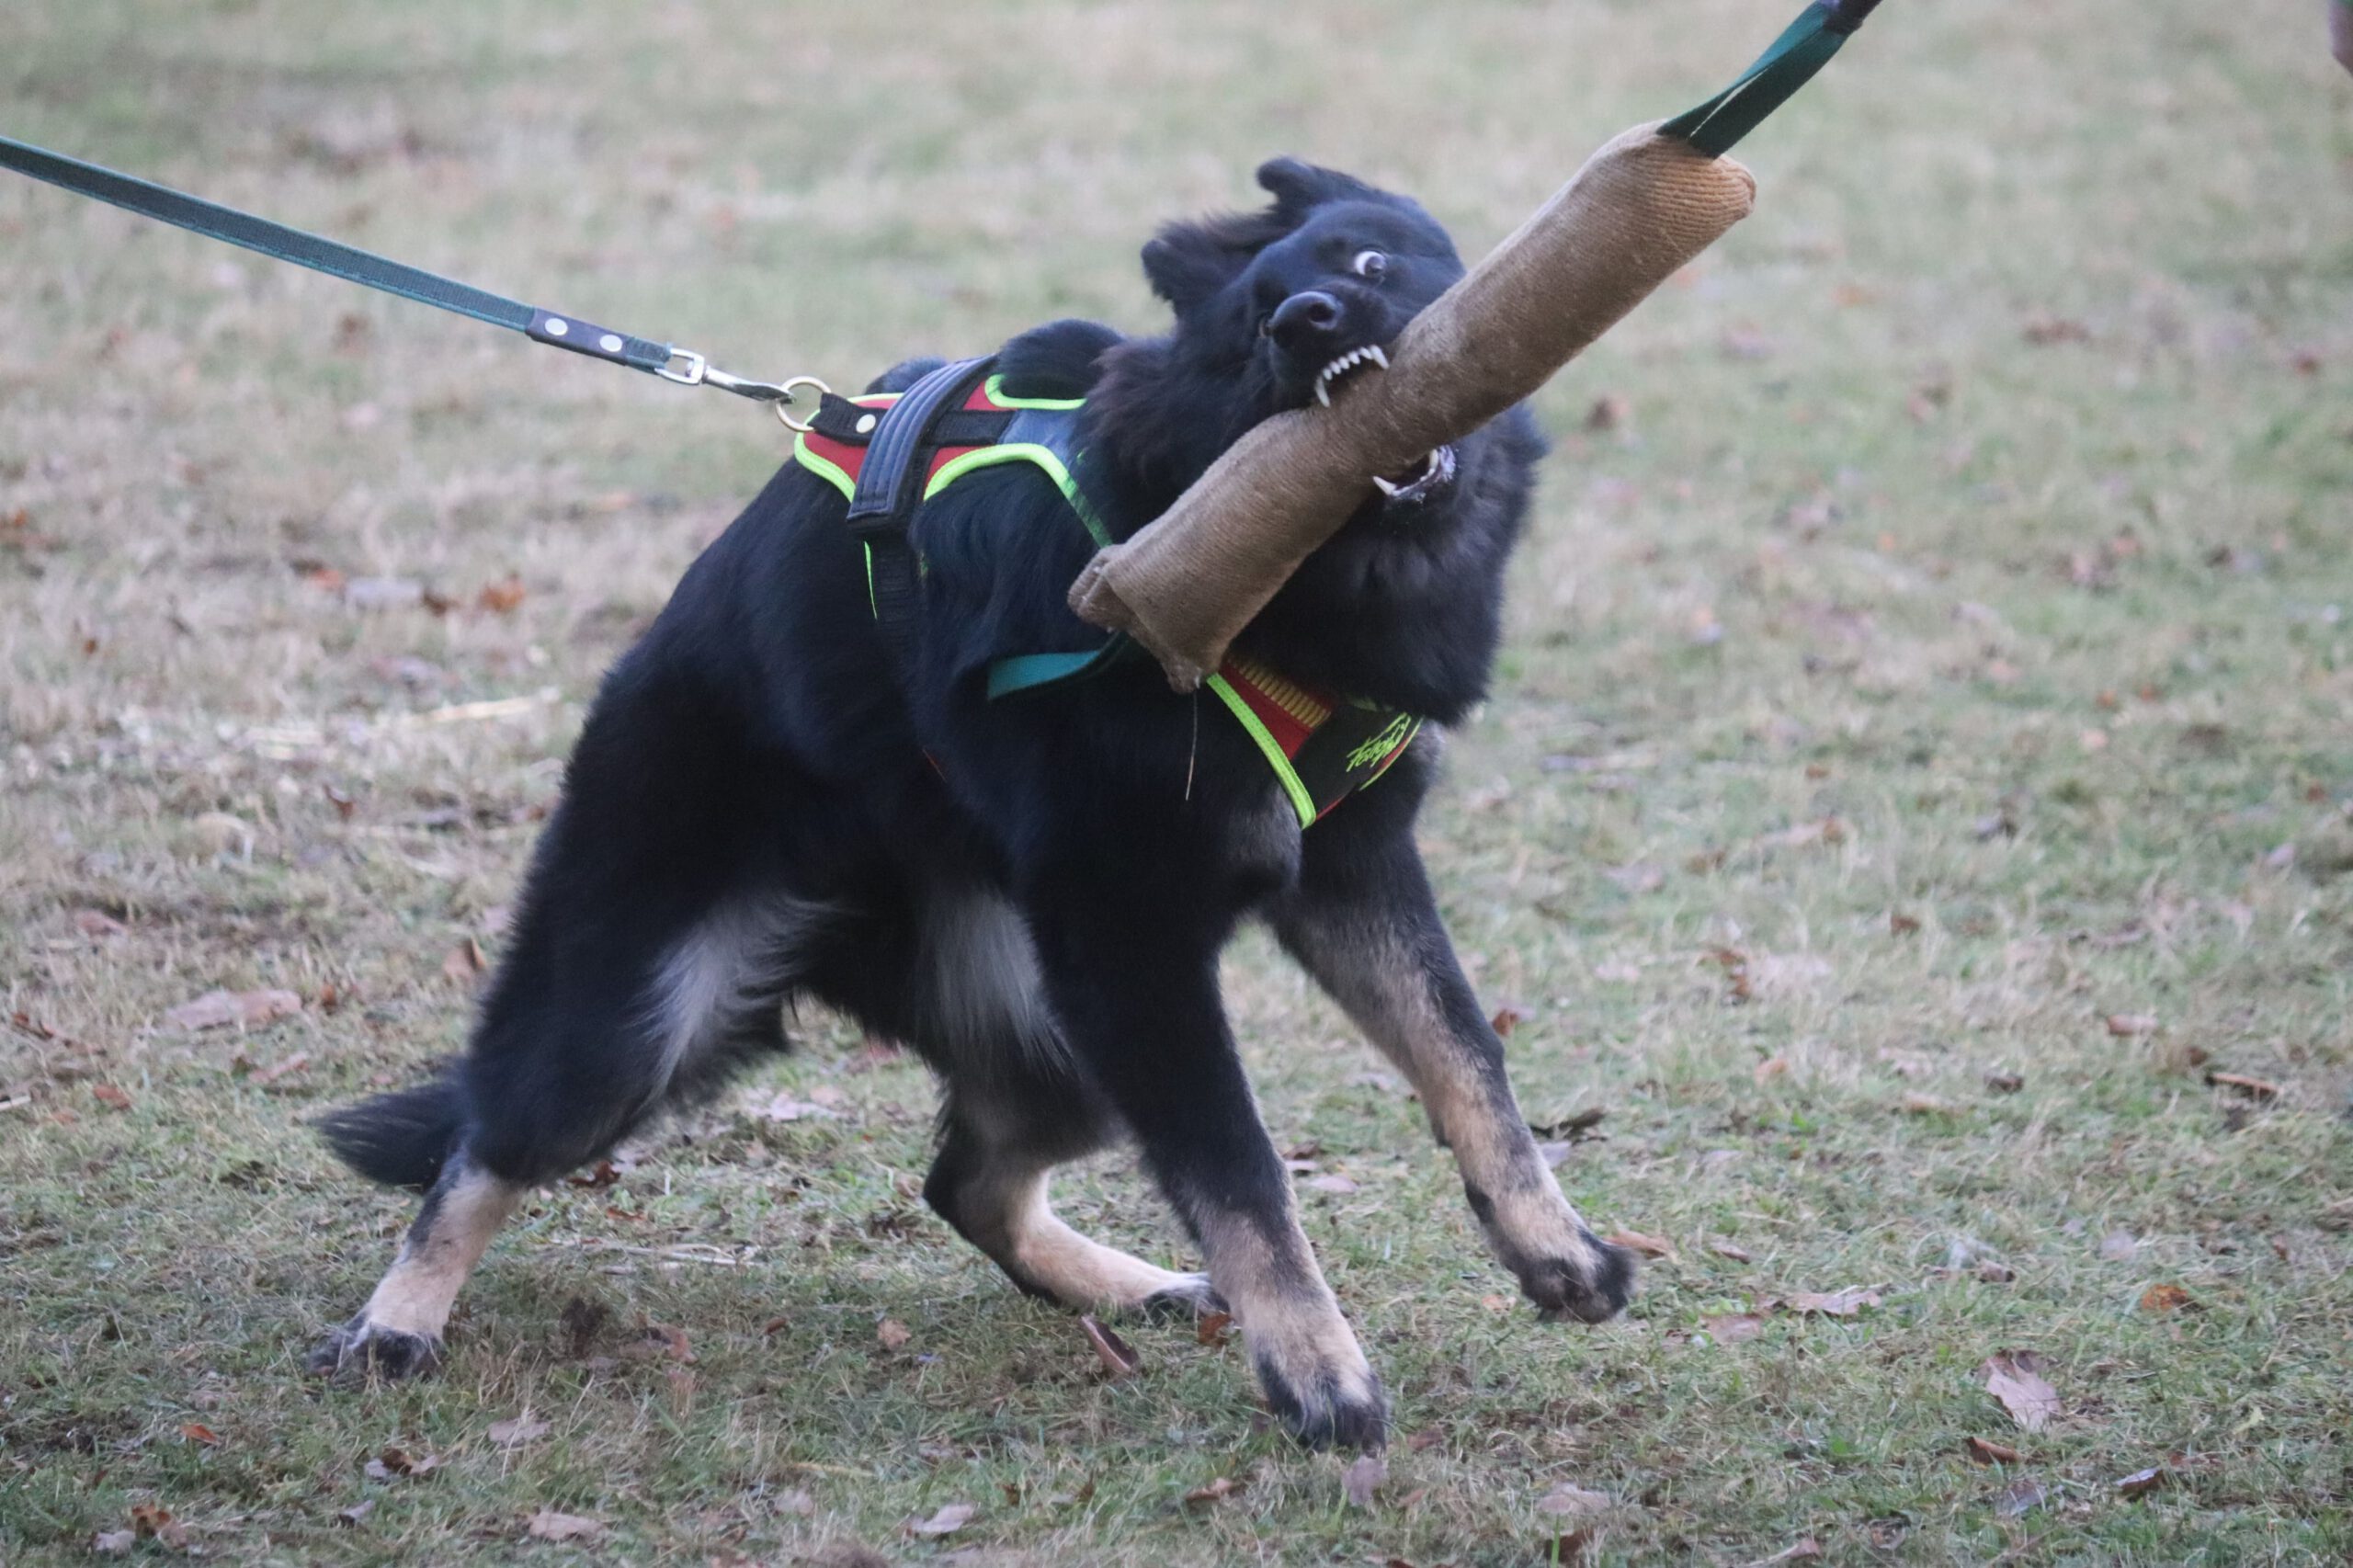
[{"x1": 316, "y1": 1071, "x2": 468, "y2": 1191}]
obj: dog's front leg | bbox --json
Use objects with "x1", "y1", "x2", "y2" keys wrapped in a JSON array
[
  {"x1": 1274, "y1": 824, "x2": 1635, "y2": 1324},
  {"x1": 1025, "y1": 896, "x2": 1388, "y2": 1450}
]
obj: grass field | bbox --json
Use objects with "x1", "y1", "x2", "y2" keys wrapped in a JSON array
[{"x1": 5, "y1": 1, "x2": 2351, "y2": 1562}]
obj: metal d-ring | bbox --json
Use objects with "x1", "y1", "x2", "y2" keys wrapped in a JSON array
[{"x1": 772, "y1": 375, "x2": 832, "y2": 434}]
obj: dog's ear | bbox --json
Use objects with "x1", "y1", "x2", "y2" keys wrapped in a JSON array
[
  {"x1": 1255, "y1": 156, "x2": 1387, "y2": 219},
  {"x1": 1141, "y1": 210, "x2": 1286, "y2": 312}
]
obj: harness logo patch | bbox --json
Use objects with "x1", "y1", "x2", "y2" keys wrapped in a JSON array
[{"x1": 1344, "y1": 714, "x2": 1417, "y2": 772}]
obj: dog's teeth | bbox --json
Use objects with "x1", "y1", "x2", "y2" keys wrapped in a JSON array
[
  {"x1": 1367, "y1": 345, "x2": 1389, "y2": 370},
  {"x1": 1370, "y1": 473, "x2": 1401, "y2": 497},
  {"x1": 1314, "y1": 378, "x2": 1332, "y2": 408}
]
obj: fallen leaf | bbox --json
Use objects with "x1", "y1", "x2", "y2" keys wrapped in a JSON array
[
  {"x1": 876, "y1": 1318, "x2": 913, "y2": 1351},
  {"x1": 336, "y1": 1500, "x2": 376, "y2": 1527},
  {"x1": 1537, "y1": 1482, "x2": 1613, "y2": 1517},
  {"x1": 1964, "y1": 1436, "x2": 2022, "y2": 1465},
  {"x1": 1490, "y1": 1005, "x2": 1527, "y2": 1037},
  {"x1": 761, "y1": 1315, "x2": 790, "y2": 1337},
  {"x1": 193, "y1": 812, "x2": 255, "y2": 856},
  {"x1": 622, "y1": 1322, "x2": 694, "y2": 1362},
  {"x1": 2021, "y1": 314, "x2": 2091, "y2": 346},
  {"x1": 1743, "y1": 1542, "x2": 1823, "y2": 1567},
  {"x1": 1899, "y1": 1094, "x2": 1955, "y2": 1116},
  {"x1": 129, "y1": 1504, "x2": 187, "y2": 1547},
  {"x1": 92, "y1": 1083, "x2": 132, "y2": 1111},
  {"x1": 779, "y1": 1488, "x2": 816, "y2": 1517},
  {"x1": 1995, "y1": 1476, "x2": 2052, "y2": 1517},
  {"x1": 2105, "y1": 1013, "x2": 2158, "y2": 1038},
  {"x1": 1304, "y1": 1173, "x2": 1359, "y2": 1195},
  {"x1": 1888, "y1": 911, "x2": 1922, "y2": 936},
  {"x1": 255, "y1": 1051, "x2": 312, "y2": 1085},
  {"x1": 2205, "y1": 1071, "x2": 2281, "y2": 1101},
  {"x1": 1585, "y1": 393, "x2": 1630, "y2": 431},
  {"x1": 2115, "y1": 1465, "x2": 2169, "y2": 1498},
  {"x1": 94, "y1": 1530, "x2": 136, "y2": 1554},
  {"x1": 179, "y1": 1422, "x2": 222, "y2": 1446},
  {"x1": 1078, "y1": 1314, "x2": 1139, "y2": 1379},
  {"x1": 366, "y1": 1446, "x2": 440, "y2": 1480},
  {"x1": 1529, "y1": 1107, "x2": 1607, "y2": 1140},
  {"x1": 2138, "y1": 1283, "x2": 2195, "y2": 1312},
  {"x1": 1976, "y1": 1259, "x2": 2018, "y2": 1284},
  {"x1": 1604, "y1": 1229, "x2": 1675, "y2": 1260},
  {"x1": 1982, "y1": 1351, "x2": 2062, "y2": 1431},
  {"x1": 165, "y1": 988, "x2": 301, "y2": 1031},
  {"x1": 487, "y1": 1415, "x2": 551, "y2": 1449},
  {"x1": 566, "y1": 1160, "x2": 621, "y2": 1189},
  {"x1": 2099, "y1": 1230, "x2": 2139, "y2": 1263},
  {"x1": 1786, "y1": 1286, "x2": 1882, "y2": 1317},
  {"x1": 1342, "y1": 1453, "x2": 1386, "y2": 1507},
  {"x1": 73, "y1": 909, "x2": 128, "y2": 938},
  {"x1": 1984, "y1": 1071, "x2": 2025, "y2": 1094},
  {"x1": 1708, "y1": 1240, "x2": 1754, "y2": 1263},
  {"x1": 527, "y1": 1509, "x2": 604, "y2": 1542},
  {"x1": 1541, "y1": 1530, "x2": 1597, "y2": 1564},
  {"x1": 1197, "y1": 1311, "x2": 1235, "y2": 1346},
  {"x1": 1703, "y1": 1312, "x2": 1766, "y2": 1344},
  {"x1": 476, "y1": 574, "x2": 528, "y2": 614},
  {"x1": 905, "y1": 1502, "x2": 976, "y2": 1538},
  {"x1": 1753, "y1": 1055, "x2": 1790, "y2": 1082},
  {"x1": 442, "y1": 938, "x2": 486, "y2": 983},
  {"x1": 1184, "y1": 1475, "x2": 1242, "y2": 1506}
]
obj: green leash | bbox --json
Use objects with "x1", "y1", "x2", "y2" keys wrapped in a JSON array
[
  {"x1": 1663, "y1": 0, "x2": 1883, "y2": 155},
  {"x1": 0, "y1": 136, "x2": 817, "y2": 416}
]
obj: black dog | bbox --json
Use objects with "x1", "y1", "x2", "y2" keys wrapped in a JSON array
[{"x1": 312, "y1": 158, "x2": 1633, "y2": 1450}]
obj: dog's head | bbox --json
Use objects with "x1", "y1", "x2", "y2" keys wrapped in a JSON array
[{"x1": 1132, "y1": 159, "x2": 1477, "y2": 506}]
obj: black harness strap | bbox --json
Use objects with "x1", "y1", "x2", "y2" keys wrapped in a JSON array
[{"x1": 845, "y1": 356, "x2": 995, "y2": 664}]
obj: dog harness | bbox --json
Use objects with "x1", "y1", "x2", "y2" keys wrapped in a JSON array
[{"x1": 793, "y1": 360, "x2": 1423, "y2": 826}]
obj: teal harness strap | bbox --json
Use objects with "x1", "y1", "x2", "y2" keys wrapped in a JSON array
[
  {"x1": 985, "y1": 640, "x2": 1136, "y2": 700},
  {"x1": 1661, "y1": 0, "x2": 1882, "y2": 157}
]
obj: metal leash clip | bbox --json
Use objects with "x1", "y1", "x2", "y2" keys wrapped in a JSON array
[{"x1": 659, "y1": 351, "x2": 832, "y2": 432}]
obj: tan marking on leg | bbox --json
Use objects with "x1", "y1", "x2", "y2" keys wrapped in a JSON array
[
  {"x1": 983, "y1": 1169, "x2": 1202, "y2": 1312},
  {"x1": 1199, "y1": 1210, "x2": 1384, "y2": 1446},
  {"x1": 1310, "y1": 926, "x2": 1613, "y2": 1293},
  {"x1": 358, "y1": 1168, "x2": 520, "y2": 1339}
]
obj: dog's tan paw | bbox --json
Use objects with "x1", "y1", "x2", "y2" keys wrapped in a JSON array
[{"x1": 305, "y1": 1314, "x2": 444, "y2": 1382}]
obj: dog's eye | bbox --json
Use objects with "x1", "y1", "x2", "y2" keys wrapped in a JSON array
[{"x1": 1350, "y1": 250, "x2": 1388, "y2": 280}]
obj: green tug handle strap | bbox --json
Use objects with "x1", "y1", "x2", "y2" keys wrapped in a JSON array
[{"x1": 1661, "y1": 0, "x2": 1883, "y2": 157}]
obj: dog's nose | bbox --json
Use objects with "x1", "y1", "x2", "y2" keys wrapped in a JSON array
[{"x1": 1267, "y1": 290, "x2": 1344, "y2": 351}]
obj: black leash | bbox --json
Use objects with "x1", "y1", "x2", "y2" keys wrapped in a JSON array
[{"x1": 0, "y1": 133, "x2": 827, "y2": 425}]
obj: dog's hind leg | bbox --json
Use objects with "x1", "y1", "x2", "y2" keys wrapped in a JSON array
[
  {"x1": 306, "y1": 1153, "x2": 520, "y2": 1379},
  {"x1": 924, "y1": 1081, "x2": 1222, "y2": 1318},
  {"x1": 1021, "y1": 889, "x2": 1388, "y2": 1450},
  {"x1": 311, "y1": 649, "x2": 826, "y2": 1380},
  {"x1": 1272, "y1": 812, "x2": 1636, "y2": 1325},
  {"x1": 816, "y1": 884, "x2": 1220, "y2": 1315}
]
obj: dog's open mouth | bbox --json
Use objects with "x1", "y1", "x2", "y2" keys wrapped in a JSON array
[
  {"x1": 1372, "y1": 444, "x2": 1456, "y2": 505},
  {"x1": 1312, "y1": 343, "x2": 1389, "y2": 407},
  {"x1": 1307, "y1": 341, "x2": 1454, "y2": 506}
]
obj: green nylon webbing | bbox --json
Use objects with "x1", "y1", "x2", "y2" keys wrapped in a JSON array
[{"x1": 1660, "y1": 0, "x2": 1878, "y2": 157}]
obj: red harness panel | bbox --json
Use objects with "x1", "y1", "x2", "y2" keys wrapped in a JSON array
[{"x1": 799, "y1": 384, "x2": 1013, "y2": 490}]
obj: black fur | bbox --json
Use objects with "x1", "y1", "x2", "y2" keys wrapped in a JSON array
[{"x1": 317, "y1": 159, "x2": 1631, "y2": 1448}]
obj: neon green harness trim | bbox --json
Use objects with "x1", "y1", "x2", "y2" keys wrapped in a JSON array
[{"x1": 1205, "y1": 673, "x2": 1320, "y2": 824}]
